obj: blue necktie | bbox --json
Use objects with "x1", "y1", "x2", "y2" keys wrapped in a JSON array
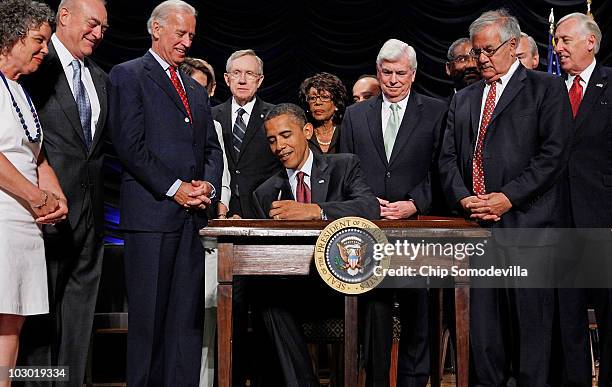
[
  {"x1": 71, "y1": 59, "x2": 92, "y2": 150},
  {"x1": 232, "y1": 107, "x2": 247, "y2": 156}
]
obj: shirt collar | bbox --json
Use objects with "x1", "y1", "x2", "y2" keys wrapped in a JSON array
[
  {"x1": 497, "y1": 59, "x2": 520, "y2": 86},
  {"x1": 231, "y1": 96, "x2": 257, "y2": 116},
  {"x1": 286, "y1": 148, "x2": 313, "y2": 181},
  {"x1": 382, "y1": 91, "x2": 410, "y2": 112},
  {"x1": 148, "y1": 48, "x2": 172, "y2": 72},
  {"x1": 569, "y1": 58, "x2": 597, "y2": 86},
  {"x1": 52, "y1": 34, "x2": 84, "y2": 69}
]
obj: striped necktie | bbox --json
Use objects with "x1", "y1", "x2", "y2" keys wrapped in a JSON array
[{"x1": 232, "y1": 107, "x2": 247, "y2": 156}]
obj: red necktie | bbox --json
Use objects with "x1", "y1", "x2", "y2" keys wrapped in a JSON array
[
  {"x1": 569, "y1": 75, "x2": 583, "y2": 118},
  {"x1": 168, "y1": 66, "x2": 193, "y2": 123},
  {"x1": 473, "y1": 81, "x2": 497, "y2": 195},
  {"x1": 296, "y1": 171, "x2": 311, "y2": 203}
]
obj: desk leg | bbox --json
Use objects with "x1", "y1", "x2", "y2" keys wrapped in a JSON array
[
  {"x1": 429, "y1": 289, "x2": 443, "y2": 387},
  {"x1": 455, "y1": 287, "x2": 469, "y2": 387},
  {"x1": 218, "y1": 284, "x2": 233, "y2": 387},
  {"x1": 344, "y1": 295, "x2": 358, "y2": 387}
]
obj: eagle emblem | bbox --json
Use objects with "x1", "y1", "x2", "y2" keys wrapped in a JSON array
[{"x1": 337, "y1": 236, "x2": 367, "y2": 276}]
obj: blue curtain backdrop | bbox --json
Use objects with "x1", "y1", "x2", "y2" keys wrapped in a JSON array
[{"x1": 41, "y1": 0, "x2": 612, "y2": 242}]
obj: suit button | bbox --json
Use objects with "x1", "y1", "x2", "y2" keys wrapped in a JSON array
[
  {"x1": 386, "y1": 172, "x2": 391, "y2": 178},
  {"x1": 193, "y1": 143, "x2": 197, "y2": 147},
  {"x1": 235, "y1": 170, "x2": 240, "y2": 174},
  {"x1": 185, "y1": 117, "x2": 190, "y2": 123}
]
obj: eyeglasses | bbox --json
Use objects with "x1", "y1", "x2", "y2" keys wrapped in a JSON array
[
  {"x1": 227, "y1": 70, "x2": 261, "y2": 81},
  {"x1": 450, "y1": 54, "x2": 476, "y2": 63},
  {"x1": 469, "y1": 38, "x2": 512, "y2": 58},
  {"x1": 306, "y1": 94, "x2": 333, "y2": 103}
]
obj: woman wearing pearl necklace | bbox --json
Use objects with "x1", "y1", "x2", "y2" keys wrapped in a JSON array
[
  {"x1": 299, "y1": 72, "x2": 348, "y2": 154},
  {"x1": 0, "y1": 0, "x2": 67, "y2": 380}
]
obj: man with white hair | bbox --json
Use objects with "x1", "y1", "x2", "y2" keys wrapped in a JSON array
[
  {"x1": 108, "y1": 1, "x2": 223, "y2": 385},
  {"x1": 340, "y1": 38, "x2": 447, "y2": 387},
  {"x1": 516, "y1": 32, "x2": 540, "y2": 69},
  {"x1": 556, "y1": 12, "x2": 612, "y2": 387},
  {"x1": 439, "y1": 9, "x2": 572, "y2": 386}
]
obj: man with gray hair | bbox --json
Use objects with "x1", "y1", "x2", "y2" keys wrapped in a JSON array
[
  {"x1": 18, "y1": 0, "x2": 109, "y2": 385},
  {"x1": 341, "y1": 38, "x2": 447, "y2": 387},
  {"x1": 439, "y1": 9, "x2": 573, "y2": 386},
  {"x1": 108, "y1": 1, "x2": 223, "y2": 385},
  {"x1": 555, "y1": 12, "x2": 612, "y2": 387},
  {"x1": 212, "y1": 49, "x2": 281, "y2": 219},
  {"x1": 445, "y1": 37, "x2": 481, "y2": 93},
  {"x1": 516, "y1": 32, "x2": 540, "y2": 69}
]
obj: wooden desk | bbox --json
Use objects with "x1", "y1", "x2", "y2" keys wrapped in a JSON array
[{"x1": 201, "y1": 218, "x2": 488, "y2": 387}]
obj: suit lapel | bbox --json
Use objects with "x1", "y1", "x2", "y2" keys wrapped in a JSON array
[
  {"x1": 575, "y1": 64, "x2": 608, "y2": 132},
  {"x1": 469, "y1": 81, "x2": 485, "y2": 140},
  {"x1": 48, "y1": 43, "x2": 88, "y2": 149},
  {"x1": 88, "y1": 59, "x2": 107, "y2": 153},
  {"x1": 310, "y1": 153, "x2": 330, "y2": 204},
  {"x1": 219, "y1": 99, "x2": 236, "y2": 164},
  {"x1": 144, "y1": 52, "x2": 190, "y2": 121},
  {"x1": 273, "y1": 170, "x2": 293, "y2": 200},
  {"x1": 237, "y1": 98, "x2": 265, "y2": 162},
  {"x1": 366, "y1": 96, "x2": 388, "y2": 166},
  {"x1": 489, "y1": 65, "x2": 526, "y2": 126},
  {"x1": 388, "y1": 92, "x2": 421, "y2": 166}
]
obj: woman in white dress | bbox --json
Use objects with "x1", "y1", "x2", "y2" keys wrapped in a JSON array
[{"x1": 0, "y1": 0, "x2": 67, "y2": 382}]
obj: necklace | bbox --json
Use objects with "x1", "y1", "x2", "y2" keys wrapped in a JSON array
[
  {"x1": 315, "y1": 125, "x2": 335, "y2": 146},
  {"x1": 0, "y1": 71, "x2": 41, "y2": 143}
]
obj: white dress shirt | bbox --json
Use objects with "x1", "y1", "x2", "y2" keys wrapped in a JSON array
[
  {"x1": 475, "y1": 59, "x2": 520, "y2": 148},
  {"x1": 231, "y1": 97, "x2": 257, "y2": 128},
  {"x1": 51, "y1": 34, "x2": 101, "y2": 140},
  {"x1": 286, "y1": 149, "x2": 313, "y2": 199},
  {"x1": 565, "y1": 58, "x2": 596, "y2": 96}
]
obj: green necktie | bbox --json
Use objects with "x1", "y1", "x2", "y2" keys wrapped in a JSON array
[{"x1": 384, "y1": 103, "x2": 400, "y2": 160}]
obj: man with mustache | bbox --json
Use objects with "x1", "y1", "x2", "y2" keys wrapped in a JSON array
[
  {"x1": 445, "y1": 37, "x2": 481, "y2": 96},
  {"x1": 18, "y1": 0, "x2": 109, "y2": 385},
  {"x1": 439, "y1": 9, "x2": 572, "y2": 386},
  {"x1": 108, "y1": 1, "x2": 223, "y2": 385}
]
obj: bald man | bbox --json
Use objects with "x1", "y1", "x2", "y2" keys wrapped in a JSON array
[
  {"x1": 352, "y1": 74, "x2": 381, "y2": 103},
  {"x1": 516, "y1": 32, "x2": 540, "y2": 70},
  {"x1": 18, "y1": 0, "x2": 110, "y2": 385}
]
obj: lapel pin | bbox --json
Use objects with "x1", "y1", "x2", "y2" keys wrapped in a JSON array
[
  {"x1": 318, "y1": 179, "x2": 324, "y2": 184},
  {"x1": 596, "y1": 83, "x2": 604, "y2": 88},
  {"x1": 260, "y1": 114, "x2": 264, "y2": 118}
]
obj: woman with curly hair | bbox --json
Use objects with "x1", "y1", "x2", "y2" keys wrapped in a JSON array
[
  {"x1": 0, "y1": 0, "x2": 66, "y2": 379},
  {"x1": 299, "y1": 72, "x2": 348, "y2": 154}
]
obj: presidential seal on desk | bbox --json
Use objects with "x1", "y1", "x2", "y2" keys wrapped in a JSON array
[{"x1": 314, "y1": 217, "x2": 390, "y2": 294}]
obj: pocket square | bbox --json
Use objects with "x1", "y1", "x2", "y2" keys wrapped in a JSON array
[
  {"x1": 596, "y1": 83, "x2": 604, "y2": 88},
  {"x1": 318, "y1": 179, "x2": 325, "y2": 184}
]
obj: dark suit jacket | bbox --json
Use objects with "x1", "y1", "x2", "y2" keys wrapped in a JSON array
[
  {"x1": 438, "y1": 64, "x2": 573, "y2": 230},
  {"x1": 212, "y1": 97, "x2": 282, "y2": 218},
  {"x1": 569, "y1": 64, "x2": 612, "y2": 227},
  {"x1": 252, "y1": 152, "x2": 380, "y2": 221},
  {"x1": 108, "y1": 51, "x2": 223, "y2": 232},
  {"x1": 23, "y1": 42, "x2": 108, "y2": 235},
  {"x1": 339, "y1": 92, "x2": 447, "y2": 213}
]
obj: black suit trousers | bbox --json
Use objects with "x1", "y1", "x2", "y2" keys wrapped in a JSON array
[{"x1": 123, "y1": 217, "x2": 204, "y2": 387}]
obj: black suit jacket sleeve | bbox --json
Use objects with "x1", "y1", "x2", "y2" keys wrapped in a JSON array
[
  {"x1": 318, "y1": 155, "x2": 380, "y2": 220},
  {"x1": 438, "y1": 95, "x2": 472, "y2": 209},
  {"x1": 499, "y1": 77, "x2": 572, "y2": 209}
]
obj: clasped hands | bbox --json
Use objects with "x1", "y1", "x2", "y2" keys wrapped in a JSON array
[
  {"x1": 174, "y1": 180, "x2": 213, "y2": 210},
  {"x1": 378, "y1": 198, "x2": 417, "y2": 220},
  {"x1": 269, "y1": 200, "x2": 321, "y2": 220},
  {"x1": 460, "y1": 192, "x2": 512, "y2": 222},
  {"x1": 32, "y1": 190, "x2": 68, "y2": 225}
]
